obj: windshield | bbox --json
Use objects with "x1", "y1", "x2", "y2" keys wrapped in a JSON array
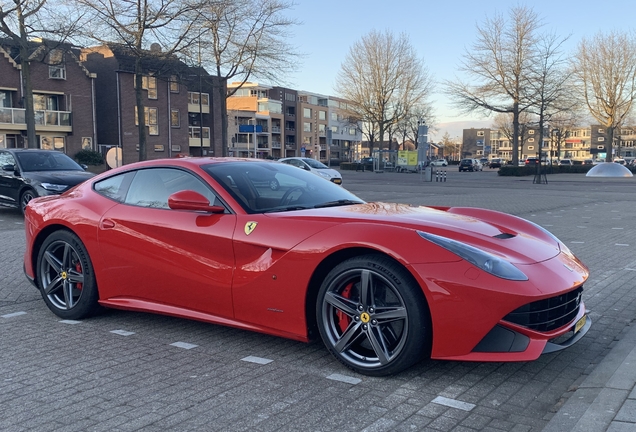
[
  {"x1": 16, "y1": 151, "x2": 83, "y2": 172},
  {"x1": 202, "y1": 161, "x2": 363, "y2": 214},
  {"x1": 303, "y1": 158, "x2": 329, "y2": 169}
]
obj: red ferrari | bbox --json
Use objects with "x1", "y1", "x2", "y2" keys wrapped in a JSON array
[{"x1": 23, "y1": 158, "x2": 591, "y2": 376}]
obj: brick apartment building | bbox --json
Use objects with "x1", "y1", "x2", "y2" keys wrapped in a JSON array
[
  {"x1": 81, "y1": 44, "x2": 225, "y2": 165},
  {"x1": 0, "y1": 39, "x2": 97, "y2": 155}
]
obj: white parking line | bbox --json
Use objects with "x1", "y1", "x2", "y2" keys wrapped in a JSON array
[
  {"x1": 1, "y1": 311, "x2": 26, "y2": 318},
  {"x1": 110, "y1": 330, "x2": 135, "y2": 336},
  {"x1": 571, "y1": 241, "x2": 585, "y2": 244},
  {"x1": 432, "y1": 396, "x2": 475, "y2": 412},
  {"x1": 612, "y1": 227, "x2": 624, "y2": 230},
  {"x1": 170, "y1": 341, "x2": 198, "y2": 350},
  {"x1": 241, "y1": 356, "x2": 273, "y2": 365},
  {"x1": 59, "y1": 320, "x2": 82, "y2": 324},
  {"x1": 615, "y1": 244, "x2": 630, "y2": 247},
  {"x1": 326, "y1": 373, "x2": 362, "y2": 385}
]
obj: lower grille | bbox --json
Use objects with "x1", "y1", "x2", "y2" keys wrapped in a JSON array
[{"x1": 504, "y1": 287, "x2": 583, "y2": 332}]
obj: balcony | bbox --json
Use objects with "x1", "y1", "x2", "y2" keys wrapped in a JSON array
[
  {"x1": 187, "y1": 92, "x2": 210, "y2": 114},
  {"x1": 271, "y1": 141, "x2": 281, "y2": 149},
  {"x1": 0, "y1": 107, "x2": 72, "y2": 132},
  {"x1": 188, "y1": 126, "x2": 210, "y2": 147},
  {"x1": 271, "y1": 126, "x2": 281, "y2": 133}
]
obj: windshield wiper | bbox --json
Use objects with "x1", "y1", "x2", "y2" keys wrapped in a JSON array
[
  {"x1": 263, "y1": 205, "x2": 312, "y2": 213},
  {"x1": 313, "y1": 199, "x2": 364, "y2": 209}
]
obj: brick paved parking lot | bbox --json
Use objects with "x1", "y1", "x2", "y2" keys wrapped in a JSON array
[{"x1": 1, "y1": 169, "x2": 635, "y2": 431}]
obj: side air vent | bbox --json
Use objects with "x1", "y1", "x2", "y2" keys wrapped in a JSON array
[{"x1": 493, "y1": 232, "x2": 515, "y2": 239}]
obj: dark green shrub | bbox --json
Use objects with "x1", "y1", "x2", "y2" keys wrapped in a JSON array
[
  {"x1": 75, "y1": 149, "x2": 104, "y2": 165},
  {"x1": 497, "y1": 166, "x2": 537, "y2": 176}
]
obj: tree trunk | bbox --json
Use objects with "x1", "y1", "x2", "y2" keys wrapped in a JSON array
[{"x1": 18, "y1": 36, "x2": 37, "y2": 148}]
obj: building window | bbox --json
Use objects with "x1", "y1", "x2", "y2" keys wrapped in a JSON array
[
  {"x1": 319, "y1": 111, "x2": 326, "y2": 121},
  {"x1": 33, "y1": 94, "x2": 59, "y2": 111},
  {"x1": 188, "y1": 92, "x2": 210, "y2": 106},
  {"x1": 135, "y1": 106, "x2": 159, "y2": 135},
  {"x1": 303, "y1": 108, "x2": 312, "y2": 118},
  {"x1": 598, "y1": 137, "x2": 605, "y2": 141},
  {"x1": 349, "y1": 128, "x2": 356, "y2": 135},
  {"x1": 477, "y1": 131, "x2": 484, "y2": 136},
  {"x1": 318, "y1": 124, "x2": 326, "y2": 133},
  {"x1": 331, "y1": 112, "x2": 337, "y2": 121},
  {"x1": 40, "y1": 136, "x2": 65, "y2": 151},
  {"x1": 598, "y1": 128, "x2": 604, "y2": 133},
  {"x1": 154, "y1": 145, "x2": 165, "y2": 152},
  {"x1": 527, "y1": 146, "x2": 534, "y2": 150},
  {"x1": 169, "y1": 76, "x2": 179, "y2": 93},
  {"x1": 528, "y1": 138, "x2": 535, "y2": 142},
  {"x1": 528, "y1": 129, "x2": 535, "y2": 134},
  {"x1": 49, "y1": 65, "x2": 66, "y2": 80},
  {"x1": 171, "y1": 109, "x2": 180, "y2": 128},
  {"x1": 285, "y1": 93, "x2": 296, "y2": 101},
  {"x1": 81, "y1": 137, "x2": 92, "y2": 149},
  {"x1": 304, "y1": 122, "x2": 311, "y2": 132},
  {"x1": 331, "y1": 126, "x2": 338, "y2": 133}
]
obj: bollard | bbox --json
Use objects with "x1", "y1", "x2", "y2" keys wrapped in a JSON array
[
  {"x1": 443, "y1": 171, "x2": 447, "y2": 182},
  {"x1": 435, "y1": 170, "x2": 439, "y2": 182}
]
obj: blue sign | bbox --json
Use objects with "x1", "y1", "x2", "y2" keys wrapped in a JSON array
[
  {"x1": 239, "y1": 125, "x2": 263, "y2": 133},
  {"x1": 477, "y1": 140, "x2": 484, "y2": 146}
]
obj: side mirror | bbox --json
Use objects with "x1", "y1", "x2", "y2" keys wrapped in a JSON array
[
  {"x1": 168, "y1": 190, "x2": 225, "y2": 213},
  {"x1": 1, "y1": 164, "x2": 15, "y2": 171},
  {"x1": 81, "y1": 164, "x2": 88, "y2": 170}
]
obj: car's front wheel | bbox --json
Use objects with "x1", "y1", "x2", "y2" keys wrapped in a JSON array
[
  {"x1": 36, "y1": 230, "x2": 100, "y2": 320},
  {"x1": 316, "y1": 255, "x2": 431, "y2": 376},
  {"x1": 20, "y1": 188, "x2": 37, "y2": 215}
]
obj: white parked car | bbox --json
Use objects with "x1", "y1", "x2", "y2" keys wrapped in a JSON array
[
  {"x1": 278, "y1": 157, "x2": 343, "y2": 185},
  {"x1": 430, "y1": 159, "x2": 448, "y2": 167}
]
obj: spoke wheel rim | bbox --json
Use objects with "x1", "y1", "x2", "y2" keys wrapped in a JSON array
[
  {"x1": 321, "y1": 268, "x2": 409, "y2": 369},
  {"x1": 39, "y1": 240, "x2": 85, "y2": 311},
  {"x1": 21, "y1": 191, "x2": 35, "y2": 212}
]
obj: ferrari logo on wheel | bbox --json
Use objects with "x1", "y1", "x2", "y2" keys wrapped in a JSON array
[
  {"x1": 360, "y1": 312, "x2": 370, "y2": 323},
  {"x1": 244, "y1": 221, "x2": 258, "y2": 236}
]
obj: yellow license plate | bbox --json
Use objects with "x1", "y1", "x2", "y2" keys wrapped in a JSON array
[
  {"x1": 574, "y1": 315, "x2": 587, "y2": 333},
  {"x1": 333, "y1": 179, "x2": 342, "y2": 184}
]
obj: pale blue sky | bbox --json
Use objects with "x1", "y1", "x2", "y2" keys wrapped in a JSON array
[{"x1": 278, "y1": 0, "x2": 634, "y2": 137}]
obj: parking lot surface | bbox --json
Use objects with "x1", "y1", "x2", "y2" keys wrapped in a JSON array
[{"x1": 1, "y1": 168, "x2": 635, "y2": 431}]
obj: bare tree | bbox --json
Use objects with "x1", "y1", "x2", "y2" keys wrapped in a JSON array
[
  {"x1": 492, "y1": 111, "x2": 534, "y2": 159},
  {"x1": 193, "y1": 0, "x2": 300, "y2": 156},
  {"x1": 445, "y1": 5, "x2": 541, "y2": 165},
  {"x1": 527, "y1": 31, "x2": 573, "y2": 161},
  {"x1": 572, "y1": 31, "x2": 636, "y2": 162},
  {"x1": 335, "y1": 29, "x2": 432, "y2": 158},
  {"x1": 75, "y1": 0, "x2": 200, "y2": 160},
  {"x1": 0, "y1": 0, "x2": 83, "y2": 147}
]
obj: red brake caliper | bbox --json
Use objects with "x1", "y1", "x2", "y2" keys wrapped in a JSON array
[
  {"x1": 75, "y1": 262, "x2": 83, "y2": 290},
  {"x1": 336, "y1": 282, "x2": 353, "y2": 333}
]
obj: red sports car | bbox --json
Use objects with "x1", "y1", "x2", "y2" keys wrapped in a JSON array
[{"x1": 23, "y1": 158, "x2": 591, "y2": 376}]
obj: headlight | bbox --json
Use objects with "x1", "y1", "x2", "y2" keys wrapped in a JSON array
[
  {"x1": 41, "y1": 183, "x2": 68, "y2": 192},
  {"x1": 318, "y1": 171, "x2": 330, "y2": 178},
  {"x1": 418, "y1": 231, "x2": 528, "y2": 281}
]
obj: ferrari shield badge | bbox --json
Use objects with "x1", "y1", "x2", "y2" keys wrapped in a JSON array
[{"x1": 244, "y1": 221, "x2": 258, "y2": 235}]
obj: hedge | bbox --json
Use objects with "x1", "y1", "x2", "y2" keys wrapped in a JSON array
[
  {"x1": 75, "y1": 149, "x2": 104, "y2": 165},
  {"x1": 498, "y1": 164, "x2": 636, "y2": 176}
]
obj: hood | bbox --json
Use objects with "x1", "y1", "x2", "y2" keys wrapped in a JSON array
[
  {"x1": 277, "y1": 202, "x2": 561, "y2": 265},
  {"x1": 25, "y1": 170, "x2": 95, "y2": 185}
]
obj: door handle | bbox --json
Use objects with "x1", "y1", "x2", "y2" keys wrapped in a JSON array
[{"x1": 100, "y1": 219, "x2": 116, "y2": 229}]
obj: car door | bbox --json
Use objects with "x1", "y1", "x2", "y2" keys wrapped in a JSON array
[
  {"x1": 96, "y1": 167, "x2": 237, "y2": 318},
  {"x1": 0, "y1": 151, "x2": 20, "y2": 206}
]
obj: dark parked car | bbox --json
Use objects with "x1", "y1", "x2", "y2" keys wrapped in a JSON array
[
  {"x1": 458, "y1": 158, "x2": 482, "y2": 172},
  {"x1": 0, "y1": 149, "x2": 95, "y2": 214},
  {"x1": 489, "y1": 158, "x2": 502, "y2": 169}
]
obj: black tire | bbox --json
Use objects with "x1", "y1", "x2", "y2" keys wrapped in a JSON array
[
  {"x1": 20, "y1": 188, "x2": 37, "y2": 215},
  {"x1": 36, "y1": 230, "x2": 100, "y2": 320},
  {"x1": 316, "y1": 254, "x2": 431, "y2": 376}
]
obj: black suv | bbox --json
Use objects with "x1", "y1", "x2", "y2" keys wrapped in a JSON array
[
  {"x1": 0, "y1": 149, "x2": 94, "y2": 214},
  {"x1": 459, "y1": 158, "x2": 482, "y2": 172}
]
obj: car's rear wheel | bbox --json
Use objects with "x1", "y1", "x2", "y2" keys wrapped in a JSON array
[
  {"x1": 20, "y1": 189, "x2": 36, "y2": 215},
  {"x1": 316, "y1": 255, "x2": 431, "y2": 376},
  {"x1": 36, "y1": 231, "x2": 100, "y2": 320}
]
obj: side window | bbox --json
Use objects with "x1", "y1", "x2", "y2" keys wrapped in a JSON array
[
  {"x1": 124, "y1": 168, "x2": 222, "y2": 209},
  {"x1": 0, "y1": 152, "x2": 16, "y2": 168},
  {"x1": 94, "y1": 172, "x2": 134, "y2": 203}
]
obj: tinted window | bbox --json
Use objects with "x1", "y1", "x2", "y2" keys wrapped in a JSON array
[
  {"x1": 303, "y1": 158, "x2": 328, "y2": 169},
  {"x1": 125, "y1": 168, "x2": 221, "y2": 209},
  {"x1": 0, "y1": 151, "x2": 16, "y2": 168},
  {"x1": 15, "y1": 151, "x2": 83, "y2": 172},
  {"x1": 94, "y1": 172, "x2": 134, "y2": 203},
  {"x1": 203, "y1": 162, "x2": 363, "y2": 214}
]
